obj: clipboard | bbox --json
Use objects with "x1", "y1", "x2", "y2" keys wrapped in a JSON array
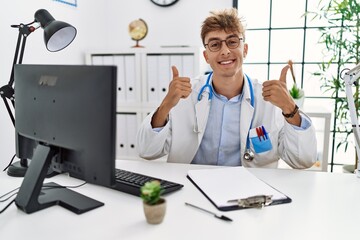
[{"x1": 187, "y1": 166, "x2": 291, "y2": 211}]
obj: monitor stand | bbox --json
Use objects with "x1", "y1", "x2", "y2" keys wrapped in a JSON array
[{"x1": 15, "y1": 144, "x2": 104, "y2": 214}]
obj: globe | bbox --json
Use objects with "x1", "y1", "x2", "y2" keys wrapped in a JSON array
[{"x1": 128, "y1": 19, "x2": 148, "y2": 48}]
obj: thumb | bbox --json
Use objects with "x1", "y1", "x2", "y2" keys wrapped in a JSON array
[
  {"x1": 171, "y1": 66, "x2": 179, "y2": 79},
  {"x1": 279, "y1": 65, "x2": 290, "y2": 83}
]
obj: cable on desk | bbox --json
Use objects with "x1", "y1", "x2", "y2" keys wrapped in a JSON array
[
  {"x1": 0, "y1": 199, "x2": 15, "y2": 214},
  {"x1": 0, "y1": 186, "x2": 19, "y2": 201},
  {"x1": 0, "y1": 191, "x2": 18, "y2": 202},
  {"x1": 41, "y1": 181, "x2": 87, "y2": 189},
  {"x1": 0, "y1": 186, "x2": 18, "y2": 213},
  {"x1": 2, "y1": 154, "x2": 16, "y2": 171}
]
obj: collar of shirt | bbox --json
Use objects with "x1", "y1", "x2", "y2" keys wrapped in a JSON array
[{"x1": 211, "y1": 82, "x2": 242, "y2": 103}]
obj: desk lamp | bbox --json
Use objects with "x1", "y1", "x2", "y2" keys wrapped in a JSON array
[
  {"x1": 344, "y1": 62, "x2": 360, "y2": 178},
  {"x1": 0, "y1": 9, "x2": 77, "y2": 177}
]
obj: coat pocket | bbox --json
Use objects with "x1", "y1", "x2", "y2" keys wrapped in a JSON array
[{"x1": 249, "y1": 126, "x2": 273, "y2": 154}]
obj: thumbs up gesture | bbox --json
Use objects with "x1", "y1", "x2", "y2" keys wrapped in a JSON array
[
  {"x1": 163, "y1": 66, "x2": 192, "y2": 109},
  {"x1": 150, "y1": 66, "x2": 192, "y2": 128},
  {"x1": 262, "y1": 64, "x2": 296, "y2": 113}
]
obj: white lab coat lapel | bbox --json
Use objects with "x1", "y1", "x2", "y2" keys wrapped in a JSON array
[
  {"x1": 194, "y1": 95, "x2": 211, "y2": 144},
  {"x1": 240, "y1": 76, "x2": 255, "y2": 158}
]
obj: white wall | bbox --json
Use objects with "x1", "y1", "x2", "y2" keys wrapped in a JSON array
[{"x1": 0, "y1": 0, "x2": 232, "y2": 168}]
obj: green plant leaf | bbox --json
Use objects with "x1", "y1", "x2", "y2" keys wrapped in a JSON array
[
  {"x1": 140, "y1": 180, "x2": 164, "y2": 205},
  {"x1": 289, "y1": 84, "x2": 304, "y2": 99}
]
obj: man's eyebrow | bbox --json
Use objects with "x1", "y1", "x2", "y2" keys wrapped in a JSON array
[
  {"x1": 226, "y1": 34, "x2": 239, "y2": 39},
  {"x1": 207, "y1": 37, "x2": 221, "y2": 42},
  {"x1": 207, "y1": 34, "x2": 239, "y2": 42}
]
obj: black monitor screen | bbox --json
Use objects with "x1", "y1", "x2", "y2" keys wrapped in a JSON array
[{"x1": 14, "y1": 64, "x2": 117, "y2": 214}]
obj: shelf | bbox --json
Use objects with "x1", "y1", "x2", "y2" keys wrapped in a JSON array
[{"x1": 86, "y1": 46, "x2": 204, "y2": 160}]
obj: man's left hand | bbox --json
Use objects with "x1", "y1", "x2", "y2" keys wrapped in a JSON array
[{"x1": 262, "y1": 64, "x2": 295, "y2": 113}]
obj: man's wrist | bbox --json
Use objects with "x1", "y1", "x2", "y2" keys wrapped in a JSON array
[
  {"x1": 282, "y1": 104, "x2": 299, "y2": 118},
  {"x1": 151, "y1": 105, "x2": 170, "y2": 128}
]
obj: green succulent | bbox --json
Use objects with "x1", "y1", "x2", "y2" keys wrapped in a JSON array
[
  {"x1": 289, "y1": 84, "x2": 304, "y2": 99},
  {"x1": 140, "y1": 180, "x2": 164, "y2": 205}
]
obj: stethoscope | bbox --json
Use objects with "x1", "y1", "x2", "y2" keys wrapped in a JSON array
[{"x1": 196, "y1": 72, "x2": 255, "y2": 162}]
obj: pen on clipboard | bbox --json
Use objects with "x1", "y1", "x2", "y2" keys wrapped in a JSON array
[{"x1": 185, "y1": 202, "x2": 233, "y2": 222}]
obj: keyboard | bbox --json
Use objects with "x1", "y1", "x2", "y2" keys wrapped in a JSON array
[{"x1": 114, "y1": 168, "x2": 184, "y2": 197}]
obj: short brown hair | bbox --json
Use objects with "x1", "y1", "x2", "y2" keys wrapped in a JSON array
[{"x1": 201, "y1": 8, "x2": 246, "y2": 46}]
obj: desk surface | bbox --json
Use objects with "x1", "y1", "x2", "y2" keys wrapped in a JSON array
[{"x1": 1, "y1": 160, "x2": 359, "y2": 240}]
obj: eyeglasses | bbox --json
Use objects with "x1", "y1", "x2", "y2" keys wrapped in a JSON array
[{"x1": 204, "y1": 37, "x2": 243, "y2": 52}]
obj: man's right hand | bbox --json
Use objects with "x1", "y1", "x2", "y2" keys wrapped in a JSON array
[
  {"x1": 163, "y1": 66, "x2": 192, "y2": 108},
  {"x1": 151, "y1": 66, "x2": 192, "y2": 128}
]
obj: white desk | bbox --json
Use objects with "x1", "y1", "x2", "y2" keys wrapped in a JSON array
[{"x1": 1, "y1": 160, "x2": 359, "y2": 240}]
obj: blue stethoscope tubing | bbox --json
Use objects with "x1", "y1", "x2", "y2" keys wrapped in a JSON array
[
  {"x1": 197, "y1": 72, "x2": 214, "y2": 101},
  {"x1": 197, "y1": 72, "x2": 255, "y2": 161}
]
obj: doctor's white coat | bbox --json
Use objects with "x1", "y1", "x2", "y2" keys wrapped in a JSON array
[{"x1": 136, "y1": 75, "x2": 317, "y2": 169}]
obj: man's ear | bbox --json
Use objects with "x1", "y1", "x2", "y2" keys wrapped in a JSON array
[
  {"x1": 203, "y1": 50, "x2": 209, "y2": 63},
  {"x1": 243, "y1": 43, "x2": 248, "y2": 59}
]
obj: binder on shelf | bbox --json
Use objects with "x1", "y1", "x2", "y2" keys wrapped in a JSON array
[
  {"x1": 102, "y1": 55, "x2": 114, "y2": 66},
  {"x1": 91, "y1": 55, "x2": 104, "y2": 65},
  {"x1": 114, "y1": 55, "x2": 126, "y2": 103},
  {"x1": 170, "y1": 54, "x2": 183, "y2": 74},
  {"x1": 187, "y1": 166, "x2": 291, "y2": 211},
  {"x1": 146, "y1": 55, "x2": 159, "y2": 102},
  {"x1": 125, "y1": 113, "x2": 138, "y2": 157},
  {"x1": 124, "y1": 55, "x2": 136, "y2": 102},
  {"x1": 158, "y1": 55, "x2": 171, "y2": 102},
  {"x1": 182, "y1": 55, "x2": 195, "y2": 78},
  {"x1": 116, "y1": 114, "x2": 128, "y2": 158}
]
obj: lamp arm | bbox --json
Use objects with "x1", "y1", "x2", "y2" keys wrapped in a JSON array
[
  {"x1": 0, "y1": 31, "x2": 22, "y2": 126},
  {"x1": 0, "y1": 23, "x2": 35, "y2": 126},
  {"x1": 8, "y1": 23, "x2": 35, "y2": 87},
  {"x1": 8, "y1": 29, "x2": 23, "y2": 88},
  {"x1": 344, "y1": 67, "x2": 360, "y2": 177}
]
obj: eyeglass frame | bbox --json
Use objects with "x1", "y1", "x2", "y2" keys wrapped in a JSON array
[{"x1": 204, "y1": 36, "x2": 244, "y2": 52}]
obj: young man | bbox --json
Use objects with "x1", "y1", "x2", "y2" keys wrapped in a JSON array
[{"x1": 136, "y1": 8, "x2": 317, "y2": 168}]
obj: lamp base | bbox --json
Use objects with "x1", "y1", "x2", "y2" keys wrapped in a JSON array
[
  {"x1": 7, "y1": 160, "x2": 59, "y2": 178},
  {"x1": 7, "y1": 161, "x2": 28, "y2": 177}
]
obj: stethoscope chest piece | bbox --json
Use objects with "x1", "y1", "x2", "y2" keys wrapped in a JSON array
[{"x1": 243, "y1": 149, "x2": 254, "y2": 162}]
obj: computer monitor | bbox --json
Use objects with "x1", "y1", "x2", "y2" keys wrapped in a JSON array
[{"x1": 14, "y1": 64, "x2": 117, "y2": 214}]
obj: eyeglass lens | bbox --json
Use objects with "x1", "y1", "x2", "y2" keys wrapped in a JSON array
[{"x1": 206, "y1": 37, "x2": 242, "y2": 52}]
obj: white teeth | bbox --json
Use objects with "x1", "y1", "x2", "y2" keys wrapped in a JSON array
[{"x1": 220, "y1": 60, "x2": 233, "y2": 65}]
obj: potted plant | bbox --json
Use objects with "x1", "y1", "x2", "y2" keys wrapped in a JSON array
[
  {"x1": 289, "y1": 83, "x2": 305, "y2": 108},
  {"x1": 306, "y1": 0, "x2": 360, "y2": 172},
  {"x1": 140, "y1": 180, "x2": 166, "y2": 224},
  {"x1": 288, "y1": 60, "x2": 305, "y2": 108}
]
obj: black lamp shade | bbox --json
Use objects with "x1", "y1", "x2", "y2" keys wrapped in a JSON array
[{"x1": 34, "y1": 9, "x2": 77, "y2": 52}]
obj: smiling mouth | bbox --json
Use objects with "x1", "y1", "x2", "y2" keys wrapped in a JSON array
[{"x1": 219, "y1": 59, "x2": 235, "y2": 65}]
